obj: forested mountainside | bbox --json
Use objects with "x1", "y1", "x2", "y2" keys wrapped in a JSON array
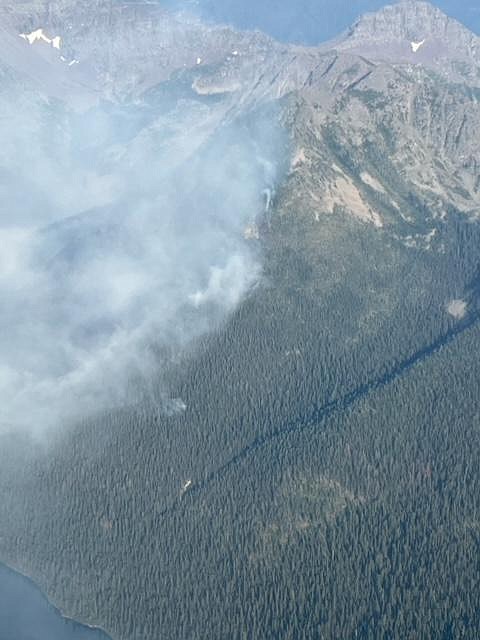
[{"x1": 0, "y1": 1, "x2": 480, "y2": 639}]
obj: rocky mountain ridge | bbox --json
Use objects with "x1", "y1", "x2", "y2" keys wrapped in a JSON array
[
  {"x1": 2, "y1": 1, "x2": 479, "y2": 99},
  {"x1": 338, "y1": 1, "x2": 479, "y2": 53},
  {"x1": 328, "y1": 0, "x2": 480, "y2": 86},
  {"x1": 0, "y1": 0, "x2": 276, "y2": 100},
  {"x1": 0, "y1": 0, "x2": 479, "y2": 232}
]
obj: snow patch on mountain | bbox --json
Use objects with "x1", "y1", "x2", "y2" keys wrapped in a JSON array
[
  {"x1": 411, "y1": 39, "x2": 426, "y2": 52},
  {"x1": 19, "y1": 28, "x2": 62, "y2": 50},
  {"x1": 60, "y1": 55, "x2": 80, "y2": 67}
]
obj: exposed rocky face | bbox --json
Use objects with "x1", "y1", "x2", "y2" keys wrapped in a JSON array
[
  {"x1": 0, "y1": 0, "x2": 478, "y2": 233},
  {"x1": 341, "y1": 0, "x2": 477, "y2": 46},
  {"x1": 0, "y1": 0, "x2": 275, "y2": 100},
  {"x1": 327, "y1": 1, "x2": 480, "y2": 85},
  {"x1": 280, "y1": 55, "x2": 480, "y2": 233}
]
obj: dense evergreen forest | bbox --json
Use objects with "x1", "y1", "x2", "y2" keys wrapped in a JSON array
[{"x1": 1, "y1": 176, "x2": 480, "y2": 639}]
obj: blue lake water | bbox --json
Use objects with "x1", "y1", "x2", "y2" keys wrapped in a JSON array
[{"x1": 0, "y1": 563, "x2": 112, "y2": 640}]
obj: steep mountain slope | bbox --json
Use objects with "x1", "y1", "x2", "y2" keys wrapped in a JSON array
[
  {"x1": 283, "y1": 61, "x2": 480, "y2": 230},
  {"x1": 331, "y1": 0, "x2": 480, "y2": 80},
  {"x1": 0, "y1": 0, "x2": 277, "y2": 99},
  {"x1": 1, "y1": 2, "x2": 480, "y2": 639}
]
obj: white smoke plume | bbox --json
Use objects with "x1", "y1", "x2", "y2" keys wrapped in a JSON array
[{"x1": 0, "y1": 81, "x2": 285, "y2": 432}]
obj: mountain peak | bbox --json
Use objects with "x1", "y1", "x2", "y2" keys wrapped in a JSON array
[
  {"x1": 348, "y1": 1, "x2": 463, "y2": 40},
  {"x1": 328, "y1": 0, "x2": 480, "y2": 83}
]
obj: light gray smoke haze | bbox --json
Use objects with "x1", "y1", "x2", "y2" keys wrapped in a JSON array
[{"x1": 0, "y1": 80, "x2": 284, "y2": 432}]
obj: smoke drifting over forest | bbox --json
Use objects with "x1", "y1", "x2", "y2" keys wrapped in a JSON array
[{"x1": 0, "y1": 82, "x2": 284, "y2": 432}]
